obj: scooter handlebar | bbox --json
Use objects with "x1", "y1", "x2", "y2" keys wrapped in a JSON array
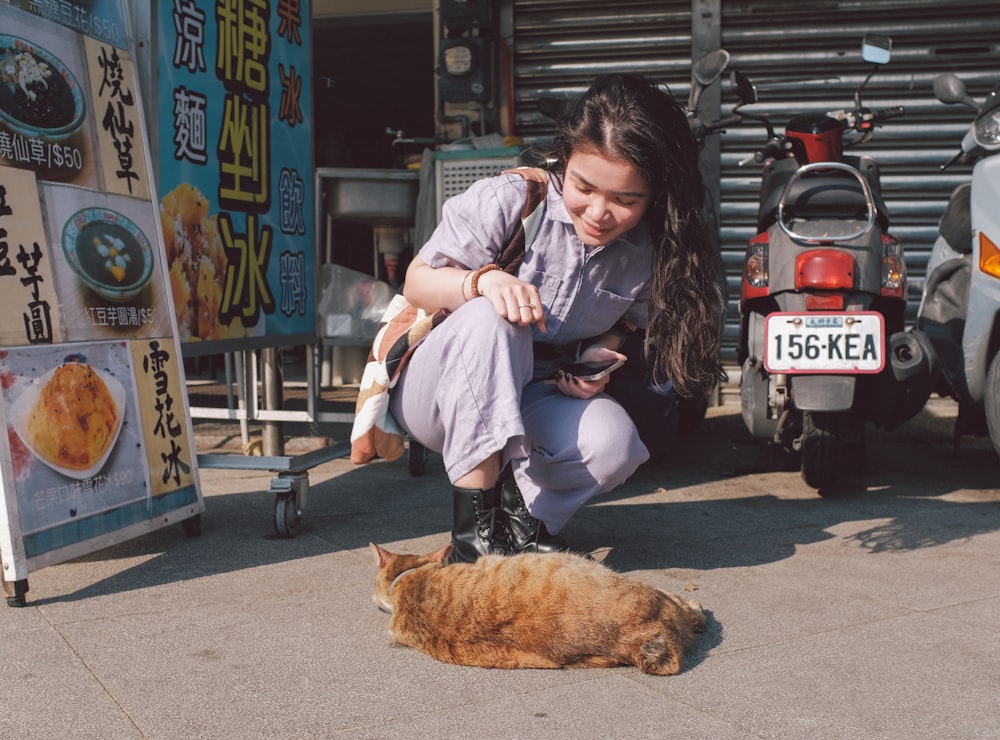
[
  {"x1": 702, "y1": 113, "x2": 744, "y2": 135},
  {"x1": 870, "y1": 105, "x2": 906, "y2": 122},
  {"x1": 751, "y1": 139, "x2": 786, "y2": 165},
  {"x1": 738, "y1": 140, "x2": 782, "y2": 167},
  {"x1": 839, "y1": 105, "x2": 906, "y2": 133}
]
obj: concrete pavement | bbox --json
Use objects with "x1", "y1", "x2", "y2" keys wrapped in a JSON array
[{"x1": 3, "y1": 394, "x2": 999, "y2": 739}]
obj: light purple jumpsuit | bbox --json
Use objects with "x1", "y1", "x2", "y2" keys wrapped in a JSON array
[{"x1": 389, "y1": 171, "x2": 652, "y2": 534}]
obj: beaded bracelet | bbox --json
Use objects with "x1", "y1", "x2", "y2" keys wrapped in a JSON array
[{"x1": 470, "y1": 263, "x2": 501, "y2": 298}]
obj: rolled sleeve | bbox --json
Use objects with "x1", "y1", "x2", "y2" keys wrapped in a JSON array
[{"x1": 419, "y1": 173, "x2": 529, "y2": 269}]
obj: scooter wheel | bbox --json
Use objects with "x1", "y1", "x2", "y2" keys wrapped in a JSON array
[
  {"x1": 983, "y1": 352, "x2": 1000, "y2": 462},
  {"x1": 800, "y1": 413, "x2": 842, "y2": 492}
]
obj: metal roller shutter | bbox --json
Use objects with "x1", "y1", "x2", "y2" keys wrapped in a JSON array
[
  {"x1": 511, "y1": 0, "x2": 1000, "y2": 365},
  {"x1": 512, "y1": 0, "x2": 698, "y2": 143}
]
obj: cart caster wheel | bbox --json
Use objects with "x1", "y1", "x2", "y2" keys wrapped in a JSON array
[
  {"x1": 181, "y1": 515, "x2": 202, "y2": 538},
  {"x1": 271, "y1": 472, "x2": 307, "y2": 538},
  {"x1": 409, "y1": 440, "x2": 427, "y2": 477},
  {"x1": 274, "y1": 492, "x2": 301, "y2": 538}
]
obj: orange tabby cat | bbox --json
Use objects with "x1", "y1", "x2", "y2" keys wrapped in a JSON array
[{"x1": 370, "y1": 542, "x2": 707, "y2": 675}]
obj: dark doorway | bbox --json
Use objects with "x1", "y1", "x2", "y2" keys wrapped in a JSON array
[{"x1": 312, "y1": 16, "x2": 435, "y2": 170}]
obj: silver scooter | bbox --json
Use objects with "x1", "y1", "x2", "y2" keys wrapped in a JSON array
[{"x1": 916, "y1": 71, "x2": 1000, "y2": 458}]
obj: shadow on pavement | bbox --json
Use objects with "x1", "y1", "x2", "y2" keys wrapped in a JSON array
[{"x1": 29, "y1": 398, "x2": 1000, "y2": 605}]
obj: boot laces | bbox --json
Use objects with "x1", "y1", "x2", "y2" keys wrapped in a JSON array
[{"x1": 474, "y1": 495, "x2": 512, "y2": 554}]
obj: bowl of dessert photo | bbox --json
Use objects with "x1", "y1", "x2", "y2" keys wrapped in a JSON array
[
  {"x1": 0, "y1": 35, "x2": 85, "y2": 140},
  {"x1": 62, "y1": 207, "x2": 155, "y2": 303}
]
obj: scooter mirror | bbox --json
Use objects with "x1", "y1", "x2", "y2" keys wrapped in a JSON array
[
  {"x1": 861, "y1": 34, "x2": 892, "y2": 65},
  {"x1": 730, "y1": 70, "x2": 758, "y2": 106},
  {"x1": 689, "y1": 49, "x2": 731, "y2": 113},
  {"x1": 537, "y1": 97, "x2": 569, "y2": 122},
  {"x1": 933, "y1": 72, "x2": 980, "y2": 111},
  {"x1": 693, "y1": 49, "x2": 731, "y2": 87}
]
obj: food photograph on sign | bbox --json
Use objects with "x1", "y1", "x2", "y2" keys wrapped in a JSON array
[
  {"x1": 160, "y1": 181, "x2": 263, "y2": 342},
  {"x1": 40, "y1": 183, "x2": 174, "y2": 341},
  {"x1": 0, "y1": 12, "x2": 100, "y2": 190},
  {"x1": 0, "y1": 341, "x2": 147, "y2": 537}
]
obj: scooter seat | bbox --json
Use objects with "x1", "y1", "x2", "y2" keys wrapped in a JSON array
[
  {"x1": 757, "y1": 156, "x2": 889, "y2": 233},
  {"x1": 938, "y1": 183, "x2": 972, "y2": 255}
]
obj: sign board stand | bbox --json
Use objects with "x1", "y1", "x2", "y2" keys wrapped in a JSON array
[{"x1": 0, "y1": 1, "x2": 204, "y2": 606}]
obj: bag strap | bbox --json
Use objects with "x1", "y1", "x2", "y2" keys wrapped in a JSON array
[{"x1": 495, "y1": 167, "x2": 548, "y2": 274}]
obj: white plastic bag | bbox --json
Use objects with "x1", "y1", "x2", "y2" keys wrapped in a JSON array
[{"x1": 317, "y1": 264, "x2": 393, "y2": 339}]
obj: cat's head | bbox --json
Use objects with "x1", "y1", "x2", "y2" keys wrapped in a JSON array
[{"x1": 369, "y1": 542, "x2": 452, "y2": 614}]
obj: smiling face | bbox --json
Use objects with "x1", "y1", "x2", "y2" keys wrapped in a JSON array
[{"x1": 562, "y1": 148, "x2": 651, "y2": 248}]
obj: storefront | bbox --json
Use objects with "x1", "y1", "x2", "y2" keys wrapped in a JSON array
[{"x1": 318, "y1": 0, "x2": 1000, "y2": 361}]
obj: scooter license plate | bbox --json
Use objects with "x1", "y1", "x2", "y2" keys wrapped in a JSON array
[{"x1": 763, "y1": 312, "x2": 885, "y2": 374}]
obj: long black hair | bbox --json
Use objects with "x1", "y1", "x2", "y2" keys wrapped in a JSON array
[{"x1": 549, "y1": 72, "x2": 726, "y2": 398}]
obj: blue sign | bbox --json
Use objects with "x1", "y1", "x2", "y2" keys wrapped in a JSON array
[{"x1": 156, "y1": 0, "x2": 314, "y2": 350}]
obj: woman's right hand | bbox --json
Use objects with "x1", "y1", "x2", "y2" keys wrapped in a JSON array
[{"x1": 477, "y1": 269, "x2": 547, "y2": 332}]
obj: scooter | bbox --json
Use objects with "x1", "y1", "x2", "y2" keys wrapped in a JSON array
[
  {"x1": 734, "y1": 35, "x2": 937, "y2": 492},
  {"x1": 916, "y1": 71, "x2": 1000, "y2": 458}
]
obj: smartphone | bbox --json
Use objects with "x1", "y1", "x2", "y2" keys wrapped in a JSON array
[{"x1": 558, "y1": 358, "x2": 626, "y2": 382}]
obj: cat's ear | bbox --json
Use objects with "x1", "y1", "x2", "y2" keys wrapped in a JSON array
[
  {"x1": 427, "y1": 543, "x2": 453, "y2": 564},
  {"x1": 369, "y1": 542, "x2": 393, "y2": 568}
]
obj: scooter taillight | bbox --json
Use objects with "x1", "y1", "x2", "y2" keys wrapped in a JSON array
[
  {"x1": 794, "y1": 249, "x2": 855, "y2": 290},
  {"x1": 741, "y1": 235, "x2": 769, "y2": 301},
  {"x1": 881, "y1": 235, "x2": 906, "y2": 297}
]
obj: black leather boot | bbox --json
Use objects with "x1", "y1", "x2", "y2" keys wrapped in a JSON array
[
  {"x1": 448, "y1": 485, "x2": 512, "y2": 564},
  {"x1": 497, "y1": 466, "x2": 569, "y2": 554}
]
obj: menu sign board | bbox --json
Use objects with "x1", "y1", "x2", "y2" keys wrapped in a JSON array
[
  {"x1": 0, "y1": 1, "x2": 203, "y2": 595},
  {"x1": 156, "y1": 0, "x2": 315, "y2": 353}
]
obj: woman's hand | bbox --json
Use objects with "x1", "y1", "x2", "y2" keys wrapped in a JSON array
[
  {"x1": 552, "y1": 346, "x2": 627, "y2": 399},
  {"x1": 477, "y1": 269, "x2": 547, "y2": 332}
]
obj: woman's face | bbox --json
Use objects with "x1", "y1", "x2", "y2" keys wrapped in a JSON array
[{"x1": 562, "y1": 149, "x2": 651, "y2": 247}]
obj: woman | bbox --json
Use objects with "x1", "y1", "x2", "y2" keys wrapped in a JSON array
[{"x1": 390, "y1": 73, "x2": 726, "y2": 562}]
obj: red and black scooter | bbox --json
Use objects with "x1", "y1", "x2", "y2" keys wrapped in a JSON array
[{"x1": 733, "y1": 35, "x2": 937, "y2": 492}]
